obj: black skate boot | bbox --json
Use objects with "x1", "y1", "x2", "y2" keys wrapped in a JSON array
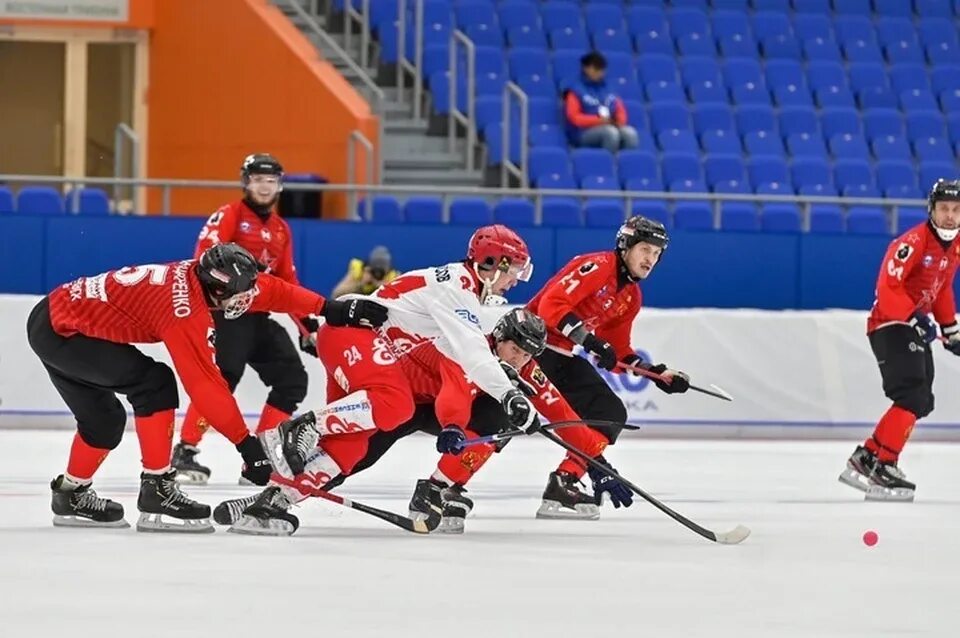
[
  {"x1": 437, "y1": 484, "x2": 473, "y2": 534},
  {"x1": 228, "y1": 486, "x2": 300, "y2": 536},
  {"x1": 171, "y1": 442, "x2": 211, "y2": 485},
  {"x1": 838, "y1": 445, "x2": 879, "y2": 493},
  {"x1": 136, "y1": 471, "x2": 213, "y2": 533},
  {"x1": 536, "y1": 471, "x2": 600, "y2": 520},
  {"x1": 407, "y1": 479, "x2": 444, "y2": 531},
  {"x1": 259, "y1": 412, "x2": 318, "y2": 477},
  {"x1": 50, "y1": 475, "x2": 128, "y2": 528},
  {"x1": 213, "y1": 493, "x2": 261, "y2": 525},
  {"x1": 866, "y1": 461, "x2": 916, "y2": 502}
]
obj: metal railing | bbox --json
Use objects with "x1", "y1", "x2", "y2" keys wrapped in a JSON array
[
  {"x1": 0, "y1": 173, "x2": 927, "y2": 234},
  {"x1": 501, "y1": 82, "x2": 529, "y2": 187},
  {"x1": 343, "y1": 0, "x2": 372, "y2": 69},
  {"x1": 449, "y1": 30, "x2": 477, "y2": 171},
  {"x1": 282, "y1": 0, "x2": 384, "y2": 183},
  {"x1": 113, "y1": 123, "x2": 140, "y2": 204},
  {"x1": 396, "y1": 0, "x2": 426, "y2": 121},
  {"x1": 347, "y1": 130, "x2": 375, "y2": 219}
]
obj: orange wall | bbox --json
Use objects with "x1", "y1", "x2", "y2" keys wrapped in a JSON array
[
  {"x1": 147, "y1": 0, "x2": 378, "y2": 218},
  {"x1": 0, "y1": 0, "x2": 155, "y2": 28}
]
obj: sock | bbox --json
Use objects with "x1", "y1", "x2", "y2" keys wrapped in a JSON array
[
  {"x1": 136, "y1": 409, "x2": 176, "y2": 473},
  {"x1": 256, "y1": 404, "x2": 291, "y2": 435},
  {"x1": 179, "y1": 404, "x2": 210, "y2": 447},
  {"x1": 436, "y1": 439, "x2": 495, "y2": 486},
  {"x1": 65, "y1": 432, "x2": 109, "y2": 482},
  {"x1": 865, "y1": 405, "x2": 917, "y2": 463},
  {"x1": 555, "y1": 427, "x2": 609, "y2": 479},
  {"x1": 557, "y1": 454, "x2": 589, "y2": 479}
]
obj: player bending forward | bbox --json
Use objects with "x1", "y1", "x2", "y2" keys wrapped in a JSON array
[
  {"x1": 526, "y1": 215, "x2": 690, "y2": 505},
  {"x1": 26, "y1": 243, "x2": 386, "y2": 532},
  {"x1": 839, "y1": 179, "x2": 960, "y2": 501},
  {"x1": 229, "y1": 225, "x2": 543, "y2": 535}
]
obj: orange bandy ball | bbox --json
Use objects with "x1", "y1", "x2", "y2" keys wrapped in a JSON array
[{"x1": 863, "y1": 531, "x2": 879, "y2": 546}]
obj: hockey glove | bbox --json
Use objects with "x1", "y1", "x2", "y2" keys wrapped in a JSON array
[
  {"x1": 587, "y1": 456, "x2": 633, "y2": 508},
  {"x1": 583, "y1": 333, "x2": 617, "y2": 371},
  {"x1": 501, "y1": 388, "x2": 541, "y2": 434},
  {"x1": 647, "y1": 363, "x2": 691, "y2": 394},
  {"x1": 910, "y1": 312, "x2": 938, "y2": 344},
  {"x1": 436, "y1": 426, "x2": 468, "y2": 454},
  {"x1": 322, "y1": 298, "x2": 389, "y2": 328},
  {"x1": 500, "y1": 361, "x2": 536, "y2": 397},
  {"x1": 297, "y1": 316, "x2": 320, "y2": 357},
  {"x1": 942, "y1": 323, "x2": 960, "y2": 355},
  {"x1": 236, "y1": 435, "x2": 272, "y2": 486}
]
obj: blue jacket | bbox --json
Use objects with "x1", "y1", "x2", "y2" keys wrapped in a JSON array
[{"x1": 564, "y1": 75, "x2": 620, "y2": 144}]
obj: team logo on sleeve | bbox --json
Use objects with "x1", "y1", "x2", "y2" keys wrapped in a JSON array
[
  {"x1": 454, "y1": 308, "x2": 481, "y2": 326},
  {"x1": 531, "y1": 367, "x2": 548, "y2": 388},
  {"x1": 895, "y1": 243, "x2": 914, "y2": 262},
  {"x1": 579, "y1": 261, "x2": 599, "y2": 275}
]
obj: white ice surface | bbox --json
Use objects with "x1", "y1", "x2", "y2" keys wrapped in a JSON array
[{"x1": 0, "y1": 431, "x2": 956, "y2": 638}]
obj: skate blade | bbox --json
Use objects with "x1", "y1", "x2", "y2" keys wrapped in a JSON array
[
  {"x1": 838, "y1": 468, "x2": 871, "y2": 493},
  {"x1": 237, "y1": 476, "x2": 256, "y2": 487},
  {"x1": 174, "y1": 470, "x2": 209, "y2": 485},
  {"x1": 257, "y1": 429, "x2": 295, "y2": 479},
  {"x1": 53, "y1": 514, "x2": 130, "y2": 529},
  {"x1": 436, "y1": 516, "x2": 464, "y2": 534},
  {"x1": 227, "y1": 514, "x2": 296, "y2": 536},
  {"x1": 865, "y1": 486, "x2": 915, "y2": 502},
  {"x1": 136, "y1": 512, "x2": 214, "y2": 534},
  {"x1": 535, "y1": 500, "x2": 601, "y2": 520}
]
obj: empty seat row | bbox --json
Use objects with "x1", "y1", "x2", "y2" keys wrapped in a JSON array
[{"x1": 0, "y1": 186, "x2": 111, "y2": 216}]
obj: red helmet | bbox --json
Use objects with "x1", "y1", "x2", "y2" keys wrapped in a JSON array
[{"x1": 467, "y1": 224, "x2": 533, "y2": 282}]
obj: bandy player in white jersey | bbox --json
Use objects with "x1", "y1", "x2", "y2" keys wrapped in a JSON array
[{"x1": 238, "y1": 225, "x2": 541, "y2": 535}]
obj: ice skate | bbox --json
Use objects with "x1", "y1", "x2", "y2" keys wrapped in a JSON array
[
  {"x1": 838, "y1": 445, "x2": 879, "y2": 493},
  {"x1": 213, "y1": 493, "x2": 261, "y2": 525},
  {"x1": 407, "y1": 479, "x2": 444, "y2": 532},
  {"x1": 228, "y1": 486, "x2": 299, "y2": 536},
  {"x1": 865, "y1": 461, "x2": 916, "y2": 502},
  {"x1": 436, "y1": 484, "x2": 473, "y2": 534},
  {"x1": 259, "y1": 411, "x2": 318, "y2": 478},
  {"x1": 536, "y1": 471, "x2": 600, "y2": 520},
  {"x1": 50, "y1": 475, "x2": 129, "y2": 528},
  {"x1": 171, "y1": 442, "x2": 211, "y2": 485},
  {"x1": 136, "y1": 471, "x2": 214, "y2": 533}
]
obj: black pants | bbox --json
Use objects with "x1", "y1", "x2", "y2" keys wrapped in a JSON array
[
  {"x1": 325, "y1": 394, "x2": 511, "y2": 488},
  {"x1": 869, "y1": 323, "x2": 935, "y2": 419},
  {"x1": 536, "y1": 349, "x2": 627, "y2": 444},
  {"x1": 26, "y1": 297, "x2": 180, "y2": 450},
  {"x1": 212, "y1": 311, "x2": 307, "y2": 414}
]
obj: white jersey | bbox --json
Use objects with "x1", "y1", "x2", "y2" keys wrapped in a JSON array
[{"x1": 344, "y1": 262, "x2": 516, "y2": 402}]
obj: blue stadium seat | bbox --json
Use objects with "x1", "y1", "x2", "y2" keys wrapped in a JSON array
[
  {"x1": 650, "y1": 103, "x2": 692, "y2": 133},
  {"x1": 914, "y1": 136, "x2": 954, "y2": 162},
  {"x1": 843, "y1": 184, "x2": 882, "y2": 198},
  {"x1": 815, "y1": 85, "x2": 856, "y2": 109},
  {"x1": 847, "y1": 207, "x2": 889, "y2": 234},
  {"x1": 858, "y1": 86, "x2": 899, "y2": 110},
  {"x1": 889, "y1": 65, "x2": 930, "y2": 94},
  {"x1": 494, "y1": 198, "x2": 536, "y2": 227},
  {"x1": 915, "y1": 0, "x2": 953, "y2": 18},
  {"x1": 637, "y1": 54, "x2": 678, "y2": 85},
  {"x1": 779, "y1": 106, "x2": 818, "y2": 137},
  {"x1": 787, "y1": 132, "x2": 828, "y2": 159},
  {"x1": 693, "y1": 104, "x2": 735, "y2": 134},
  {"x1": 584, "y1": 4, "x2": 624, "y2": 32},
  {"x1": 449, "y1": 198, "x2": 493, "y2": 225},
  {"x1": 792, "y1": 0, "x2": 830, "y2": 12},
  {"x1": 704, "y1": 155, "x2": 746, "y2": 188},
  {"x1": 529, "y1": 123, "x2": 566, "y2": 148},
  {"x1": 712, "y1": 0, "x2": 750, "y2": 8},
  {"x1": 791, "y1": 159, "x2": 832, "y2": 190},
  {"x1": 584, "y1": 200, "x2": 627, "y2": 228},
  {"x1": 885, "y1": 185, "x2": 924, "y2": 199},
  {"x1": 674, "y1": 202, "x2": 714, "y2": 230},
  {"x1": 701, "y1": 129, "x2": 742, "y2": 154},
  {"x1": 821, "y1": 109, "x2": 861, "y2": 138},
  {"x1": 751, "y1": 12, "x2": 791, "y2": 42},
  {"x1": 743, "y1": 130, "x2": 784, "y2": 155},
  {"x1": 721, "y1": 202, "x2": 760, "y2": 232},
  {"x1": 809, "y1": 205, "x2": 844, "y2": 233},
  {"x1": 834, "y1": 159, "x2": 874, "y2": 192},
  {"x1": 73, "y1": 188, "x2": 111, "y2": 215},
  {"x1": 669, "y1": 178, "x2": 709, "y2": 193},
  {"x1": 753, "y1": 0, "x2": 790, "y2": 10},
  {"x1": 871, "y1": 135, "x2": 913, "y2": 162},
  {"x1": 900, "y1": 89, "x2": 939, "y2": 112},
  {"x1": 736, "y1": 105, "x2": 776, "y2": 135},
  {"x1": 498, "y1": 1, "x2": 538, "y2": 31},
  {"x1": 906, "y1": 112, "x2": 946, "y2": 142},
  {"x1": 802, "y1": 37, "x2": 843, "y2": 63},
  {"x1": 920, "y1": 162, "x2": 956, "y2": 189},
  {"x1": 731, "y1": 82, "x2": 770, "y2": 105},
  {"x1": 0, "y1": 187, "x2": 14, "y2": 214},
  {"x1": 748, "y1": 156, "x2": 789, "y2": 190},
  {"x1": 624, "y1": 175, "x2": 667, "y2": 192},
  {"x1": 863, "y1": 109, "x2": 903, "y2": 139},
  {"x1": 592, "y1": 27, "x2": 634, "y2": 53},
  {"x1": 713, "y1": 178, "x2": 751, "y2": 193},
  {"x1": 535, "y1": 172, "x2": 578, "y2": 192},
  {"x1": 718, "y1": 32, "x2": 758, "y2": 57},
  {"x1": 16, "y1": 186, "x2": 63, "y2": 215},
  {"x1": 507, "y1": 24, "x2": 547, "y2": 48},
  {"x1": 794, "y1": 14, "x2": 832, "y2": 40},
  {"x1": 799, "y1": 183, "x2": 839, "y2": 196},
  {"x1": 662, "y1": 153, "x2": 703, "y2": 185},
  {"x1": 773, "y1": 84, "x2": 813, "y2": 108},
  {"x1": 549, "y1": 26, "x2": 590, "y2": 51},
  {"x1": 618, "y1": 150, "x2": 660, "y2": 188},
  {"x1": 509, "y1": 48, "x2": 550, "y2": 81},
  {"x1": 829, "y1": 133, "x2": 871, "y2": 160},
  {"x1": 806, "y1": 61, "x2": 846, "y2": 92},
  {"x1": 403, "y1": 198, "x2": 444, "y2": 224},
  {"x1": 723, "y1": 58, "x2": 763, "y2": 89},
  {"x1": 542, "y1": 198, "x2": 582, "y2": 227},
  {"x1": 848, "y1": 63, "x2": 887, "y2": 94},
  {"x1": 877, "y1": 161, "x2": 918, "y2": 192},
  {"x1": 939, "y1": 88, "x2": 960, "y2": 112},
  {"x1": 896, "y1": 207, "x2": 928, "y2": 234},
  {"x1": 464, "y1": 22, "x2": 504, "y2": 47},
  {"x1": 581, "y1": 174, "x2": 621, "y2": 193},
  {"x1": 711, "y1": 11, "x2": 750, "y2": 41},
  {"x1": 756, "y1": 181, "x2": 794, "y2": 195},
  {"x1": 529, "y1": 147, "x2": 572, "y2": 183},
  {"x1": 552, "y1": 50, "x2": 584, "y2": 88},
  {"x1": 688, "y1": 79, "x2": 727, "y2": 104},
  {"x1": 949, "y1": 114, "x2": 960, "y2": 145},
  {"x1": 836, "y1": 16, "x2": 875, "y2": 47},
  {"x1": 646, "y1": 80, "x2": 686, "y2": 103},
  {"x1": 484, "y1": 122, "x2": 522, "y2": 165},
  {"x1": 631, "y1": 200, "x2": 672, "y2": 229},
  {"x1": 363, "y1": 196, "x2": 401, "y2": 223},
  {"x1": 761, "y1": 204, "x2": 802, "y2": 233},
  {"x1": 658, "y1": 129, "x2": 700, "y2": 154},
  {"x1": 572, "y1": 148, "x2": 617, "y2": 182},
  {"x1": 925, "y1": 40, "x2": 960, "y2": 66},
  {"x1": 541, "y1": 2, "x2": 582, "y2": 33},
  {"x1": 872, "y1": 0, "x2": 911, "y2": 17},
  {"x1": 519, "y1": 73, "x2": 558, "y2": 99}
]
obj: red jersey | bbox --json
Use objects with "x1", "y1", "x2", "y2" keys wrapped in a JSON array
[
  {"x1": 196, "y1": 200, "x2": 299, "y2": 284},
  {"x1": 47, "y1": 260, "x2": 324, "y2": 443},
  {"x1": 867, "y1": 222, "x2": 960, "y2": 333},
  {"x1": 526, "y1": 251, "x2": 640, "y2": 359}
]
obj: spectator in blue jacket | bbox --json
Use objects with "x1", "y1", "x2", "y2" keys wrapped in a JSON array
[{"x1": 563, "y1": 52, "x2": 639, "y2": 153}]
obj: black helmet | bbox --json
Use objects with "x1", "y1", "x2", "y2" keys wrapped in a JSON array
[
  {"x1": 241, "y1": 153, "x2": 284, "y2": 185},
  {"x1": 197, "y1": 243, "x2": 263, "y2": 318},
  {"x1": 616, "y1": 215, "x2": 669, "y2": 254},
  {"x1": 928, "y1": 179, "x2": 960, "y2": 240},
  {"x1": 492, "y1": 308, "x2": 547, "y2": 356}
]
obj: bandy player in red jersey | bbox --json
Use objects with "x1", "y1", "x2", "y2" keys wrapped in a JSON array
[
  {"x1": 839, "y1": 180, "x2": 960, "y2": 501},
  {"x1": 173, "y1": 154, "x2": 332, "y2": 485},
  {"x1": 526, "y1": 215, "x2": 690, "y2": 505},
  {"x1": 24, "y1": 243, "x2": 387, "y2": 532},
  {"x1": 227, "y1": 226, "x2": 543, "y2": 535}
]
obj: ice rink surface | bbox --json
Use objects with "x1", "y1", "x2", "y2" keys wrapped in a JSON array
[{"x1": 0, "y1": 430, "x2": 956, "y2": 638}]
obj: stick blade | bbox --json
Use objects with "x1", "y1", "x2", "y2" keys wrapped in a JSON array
[
  {"x1": 709, "y1": 384, "x2": 734, "y2": 402},
  {"x1": 713, "y1": 524, "x2": 751, "y2": 545}
]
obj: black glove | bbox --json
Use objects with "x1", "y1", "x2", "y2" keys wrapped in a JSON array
[
  {"x1": 298, "y1": 316, "x2": 320, "y2": 357},
  {"x1": 910, "y1": 311, "x2": 938, "y2": 344},
  {"x1": 322, "y1": 298, "x2": 388, "y2": 328},
  {"x1": 583, "y1": 333, "x2": 617, "y2": 371},
  {"x1": 942, "y1": 322, "x2": 960, "y2": 355},
  {"x1": 647, "y1": 363, "x2": 690, "y2": 394},
  {"x1": 587, "y1": 456, "x2": 633, "y2": 509},
  {"x1": 236, "y1": 435, "x2": 272, "y2": 486},
  {"x1": 436, "y1": 427, "x2": 468, "y2": 454},
  {"x1": 501, "y1": 388, "x2": 541, "y2": 434},
  {"x1": 500, "y1": 361, "x2": 536, "y2": 397}
]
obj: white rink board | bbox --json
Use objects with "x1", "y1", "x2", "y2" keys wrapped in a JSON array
[{"x1": 3, "y1": 293, "x2": 960, "y2": 439}]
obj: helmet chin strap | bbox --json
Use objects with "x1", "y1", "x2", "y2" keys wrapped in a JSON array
[
  {"x1": 934, "y1": 224, "x2": 959, "y2": 241},
  {"x1": 474, "y1": 264, "x2": 503, "y2": 304}
]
